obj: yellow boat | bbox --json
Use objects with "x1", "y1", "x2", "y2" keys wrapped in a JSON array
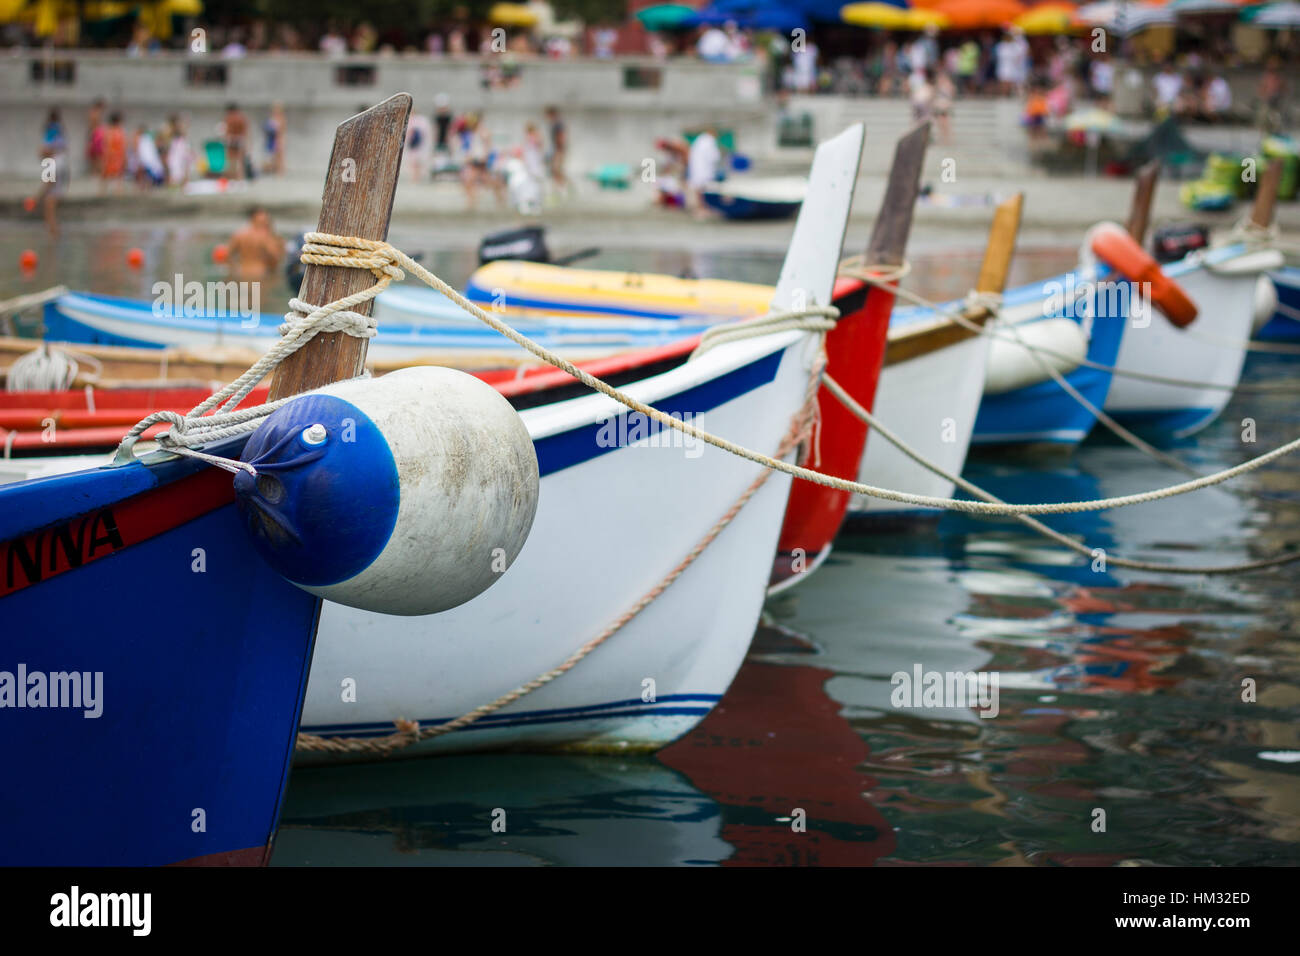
[{"x1": 466, "y1": 260, "x2": 772, "y2": 322}]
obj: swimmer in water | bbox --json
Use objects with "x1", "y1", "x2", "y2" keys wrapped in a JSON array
[{"x1": 227, "y1": 206, "x2": 284, "y2": 283}]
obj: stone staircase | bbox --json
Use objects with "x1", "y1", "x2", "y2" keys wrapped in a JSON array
[{"x1": 758, "y1": 95, "x2": 1044, "y2": 183}]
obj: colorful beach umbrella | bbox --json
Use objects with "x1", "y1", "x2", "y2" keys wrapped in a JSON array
[
  {"x1": 931, "y1": 0, "x2": 1028, "y2": 29},
  {"x1": 1073, "y1": 0, "x2": 1175, "y2": 34},
  {"x1": 841, "y1": 1, "x2": 913, "y2": 27},
  {"x1": 1015, "y1": 2, "x2": 1079, "y2": 33},
  {"x1": 1244, "y1": 0, "x2": 1300, "y2": 25},
  {"x1": 489, "y1": 2, "x2": 540, "y2": 27},
  {"x1": 635, "y1": 3, "x2": 698, "y2": 30},
  {"x1": 1169, "y1": 0, "x2": 1250, "y2": 13}
]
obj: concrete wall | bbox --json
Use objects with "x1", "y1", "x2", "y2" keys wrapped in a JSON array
[{"x1": 0, "y1": 51, "x2": 774, "y2": 179}]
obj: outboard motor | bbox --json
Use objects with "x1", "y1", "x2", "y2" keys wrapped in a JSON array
[
  {"x1": 478, "y1": 225, "x2": 550, "y2": 265},
  {"x1": 1151, "y1": 223, "x2": 1210, "y2": 264}
]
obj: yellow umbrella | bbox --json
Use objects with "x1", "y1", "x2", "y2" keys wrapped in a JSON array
[
  {"x1": 842, "y1": 2, "x2": 912, "y2": 29},
  {"x1": 1015, "y1": 3, "x2": 1077, "y2": 34},
  {"x1": 489, "y1": 2, "x2": 540, "y2": 27},
  {"x1": 904, "y1": 8, "x2": 951, "y2": 27}
]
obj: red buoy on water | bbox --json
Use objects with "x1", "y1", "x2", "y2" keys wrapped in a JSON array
[
  {"x1": 22, "y1": 197, "x2": 36, "y2": 213},
  {"x1": 19, "y1": 249, "x2": 38, "y2": 271},
  {"x1": 126, "y1": 248, "x2": 145, "y2": 269},
  {"x1": 212, "y1": 243, "x2": 230, "y2": 265}
]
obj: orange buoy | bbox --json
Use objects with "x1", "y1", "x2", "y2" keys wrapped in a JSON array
[
  {"x1": 126, "y1": 247, "x2": 145, "y2": 269},
  {"x1": 19, "y1": 249, "x2": 38, "y2": 271},
  {"x1": 22, "y1": 197, "x2": 37, "y2": 212},
  {"x1": 1089, "y1": 224, "x2": 1198, "y2": 328},
  {"x1": 212, "y1": 243, "x2": 230, "y2": 265}
]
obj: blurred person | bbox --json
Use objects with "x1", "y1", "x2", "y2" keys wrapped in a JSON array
[
  {"x1": 319, "y1": 27, "x2": 347, "y2": 56},
  {"x1": 1203, "y1": 73, "x2": 1232, "y2": 123},
  {"x1": 697, "y1": 24, "x2": 730, "y2": 63},
  {"x1": 165, "y1": 115, "x2": 194, "y2": 187},
  {"x1": 934, "y1": 69, "x2": 956, "y2": 143},
  {"x1": 955, "y1": 38, "x2": 978, "y2": 94},
  {"x1": 99, "y1": 112, "x2": 127, "y2": 195},
  {"x1": 222, "y1": 103, "x2": 249, "y2": 180},
  {"x1": 434, "y1": 95, "x2": 454, "y2": 152},
  {"x1": 1022, "y1": 78, "x2": 1050, "y2": 142},
  {"x1": 545, "y1": 106, "x2": 568, "y2": 192},
  {"x1": 228, "y1": 207, "x2": 284, "y2": 283},
  {"x1": 264, "y1": 102, "x2": 286, "y2": 175},
  {"x1": 1257, "y1": 60, "x2": 1286, "y2": 132},
  {"x1": 593, "y1": 25, "x2": 617, "y2": 59},
  {"x1": 33, "y1": 114, "x2": 68, "y2": 238},
  {"x1": 523, "y1": 121, "x2": 546, "y2": 187},
  {"x1": 85, "y1": 98, "x2": 105, "y2": 176},
  {"x1": 1174, "y1": 73, "x2": 1202, "y2": 121},
  {"x1": 686, "y1": 125, "x2": 721, "y2": 217},
  {"x1": 995, "y1": 28, "x2": 1029, "y2": 96},
  {"x1": 1089, "y1": 53, "x2": 1114, "y2": 104},
  {"x1": 134, "y1": 126, "x2": 165, "y2": 189},
  {"x1": 791, "y1": 36, "x2": 818, "y2": 92},
  {"x1": 1152, "y1": 61, "x2": 1182, "y2": 116},
  {"x1": 406, "y1": 109, "x2": 433, "y2": 180},
  {"x1": 910, "y1": 67, "x2": 935, "y2": 124}
]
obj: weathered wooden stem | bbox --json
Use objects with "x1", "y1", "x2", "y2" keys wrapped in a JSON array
[
  {"x1": 1126, "y1": 160, "x2": 1160, "y2": 243},
  {"x1": 975, "y1": 193, "x2": 1023, "y2": 297},
  {"x1": 269, "y1": 93, "x2": 412, "y2": 401},
  {"x1": 865, "y1": 121, "x2": 930, "y2": 268},
  {"x1": 1251, "y1": 158, "x2": 1283, "y2": 230}
]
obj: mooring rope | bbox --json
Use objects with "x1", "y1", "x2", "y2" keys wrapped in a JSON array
[
  {"x1": 122, "y1": 233, "x2": 1300, "y2": 518},
  {"x1": 822, "y1": 374, "x2": 1300, "y2": 574},
  {"x1": 848, "y1": 262, "x2": 1300, "y2": 510}
]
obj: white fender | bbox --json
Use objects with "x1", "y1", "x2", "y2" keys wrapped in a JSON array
[{"x1": 234, "y1": 365, "x2": 539, "y2": 616}]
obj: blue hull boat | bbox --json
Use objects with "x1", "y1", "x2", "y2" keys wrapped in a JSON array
[
  {"x1": 972, "y1": 271, "x2": 1127, "y2": 447},
  {"x1": 40, "y1": 289, "x2": 714, "y2": 363},
  {"x1": 0, "y1": 441, "x2": 320, "y2": 865}
]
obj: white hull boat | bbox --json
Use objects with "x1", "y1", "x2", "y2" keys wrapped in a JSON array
[
  {"x1": 298, "y1": 125, "x2": 869, "y2": 760},
  {"x1": 1103, "y1": 244, "x2": 1283, "y2": 439}
]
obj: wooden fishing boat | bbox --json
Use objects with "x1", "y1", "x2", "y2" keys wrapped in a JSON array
[
  {"x1": 37, "y1": 288, "x2": 713, "y2": 364},
  {"x1": 1095, "y1": 161, "x2": 1286, "y2": 440},
  {"x1": 0, "y1": 95, "x2": 542, "y2": 863},
  {"x1": 294, "y1": 124, "x2": 868, "y2": 760}
]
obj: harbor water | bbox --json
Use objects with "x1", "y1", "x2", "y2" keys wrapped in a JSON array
[{"x1": 5, "y1": 224, "x2": 1298, "y2": 866}]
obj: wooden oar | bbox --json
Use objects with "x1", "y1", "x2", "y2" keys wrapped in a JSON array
[
  {"x1": 270, "y1": 93, "x2": 412, "y2": 400},
  {"x1": 1251, "y1": 158, "x2": 1283, "y2": 230},
  {"x1": 1125, "y1": 160, "x2": 1160, "y2": 243},
  {"x1": 883, "y1": 192, "x2": 1022, "y2": 366}
]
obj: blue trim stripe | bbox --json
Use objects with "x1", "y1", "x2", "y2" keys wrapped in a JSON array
[
  {"x1": 534, "y1": 349, "x2": 782, "y2": 476},
  {"x1": 301, "y1": 693, "x2": 723, "y2": 738}
]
